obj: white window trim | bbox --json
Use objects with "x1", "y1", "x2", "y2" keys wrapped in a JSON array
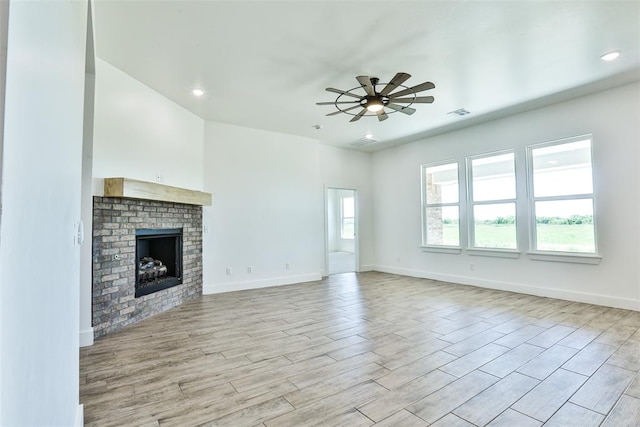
[
  {"x1": 525, "y1": 134, "x2": 599, "y2": 256},
  {"x1": 422, "y1": 245, "x2": 462, "y2": 254},
  {"x1": 527, "y1": 251, "x2": 602, "y2": 264},
  {"x1": 466, "y1": 149, "x2": 518, "y2": 251},
  {"x1": 420, "y1": 159, "x2": 461, "y2": 249},
  {"x1": 467, "y1": 248, "x2": 521, "y2": 258}
]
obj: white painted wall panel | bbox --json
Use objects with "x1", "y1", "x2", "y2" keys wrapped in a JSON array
[
  {"x1": 318, "y1": 144, "x2": 373, "y2": 272},
  {"x1": 0, "y1": 1, "x2": 87, "y2": 424},
  {"x1": 92, "y1": 58, "x2": 204, "y2": 194},
  {"x1": 373, "y1": 82, "x2": 640, "y2": 310},
  {"x1": 202, "y1": 121, "x2": 322, "y2": 293}
]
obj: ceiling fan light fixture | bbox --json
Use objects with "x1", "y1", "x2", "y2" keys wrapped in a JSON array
[{"x1": 366, "y1": 99, "x2": 384, "y2": 112}]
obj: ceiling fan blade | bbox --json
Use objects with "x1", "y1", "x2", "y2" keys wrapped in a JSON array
[
  {"x1": 316, "y1": 101, "x2": 360, "y2": 105},
  {"x1": 376, "y1": 109, "x2": 389, "y2": 122},
  {"x1": 326, "y1": 105, "x2": 362, "y2": 116},
  {"x1": 356, "y1": 76, "x2": 375, "y2": 96},
  {"x1": 391, "y1": 96, "x2": 435, "y2": 104},
  {"x1": 326, "y1": 87, "x2": 362, "y2": 99},
  {"x1": 349, "y1": 108, "x2": 368, "y2": 122},
  {"x1": 379, "y1": 72, "x2": 411, "y2": 96},
  {"x1": 386, "y1": 103, "x2": 416, "y2": 115},
  {"x1": 388, "y1": 81, "x2": 435, "y2": 99}
]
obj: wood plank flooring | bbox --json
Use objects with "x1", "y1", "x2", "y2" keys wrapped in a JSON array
[{"x1": 80, "y1": 272, "x2": 640, "y2": 426}]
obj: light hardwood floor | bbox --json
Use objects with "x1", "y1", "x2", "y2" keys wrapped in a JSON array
[{"x1": 80, "y1": 272, "x2": 640, "y2": 426}]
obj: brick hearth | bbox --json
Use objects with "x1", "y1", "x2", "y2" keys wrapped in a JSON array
[{"x1": 92, "y1": 196, "x2": 203, "y2": 338}]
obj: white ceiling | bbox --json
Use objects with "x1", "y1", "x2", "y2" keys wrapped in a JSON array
[{"x1": 92, "y1": 1, "x2": 640, "y2": 151}]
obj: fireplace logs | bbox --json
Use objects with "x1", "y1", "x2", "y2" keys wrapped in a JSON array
[{"x1": 138, "y1": 257, "x2": 168, "y2": 282}]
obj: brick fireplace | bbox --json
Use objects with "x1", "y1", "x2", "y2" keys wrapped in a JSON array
[{"x1": 92, "y1": 195, "x2": 204, "y2": 339}]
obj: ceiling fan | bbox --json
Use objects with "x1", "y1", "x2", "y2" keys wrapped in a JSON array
[{"x1": 316, "y1": 72, "x2": 435, "y2": 122}]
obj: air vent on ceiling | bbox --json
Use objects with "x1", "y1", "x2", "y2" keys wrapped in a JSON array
[
  {"x1": 350, "y1": 137, "x2": 380, "y2": 147},
  {"x1": 448, "y1": 108, "x2": 471, "y2": 116}
]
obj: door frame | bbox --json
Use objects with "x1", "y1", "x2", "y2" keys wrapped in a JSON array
[{"x1": 324, "y1": 186, "x2": 359, "y2": 276}]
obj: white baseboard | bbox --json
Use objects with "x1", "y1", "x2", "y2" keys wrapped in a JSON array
[
  {"x1": 75, "y1": 404, "x2": 84, "y2": 427},
  {"x1": 79, "y1": 327, "x2": 94, "y2": 347},
  {"x1": 375, "y1": 265, "x2": 640, "y2": 311},
  {"x1": 203, "y1": 273, "x2": 322, "y2": 294},
  {"x1": 359, "y1": 264, "x2": 374, "y2": 272}
]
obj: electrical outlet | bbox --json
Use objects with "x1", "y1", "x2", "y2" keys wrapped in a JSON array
[
  {"x1": 203, "y1": 225, "x2": 210, "y2": 233},
  {"x1": 113, "y1": 254, "x2": 121, "y2": 261},
  {"x1": 285, "y1": 263, "x2": 290, "y2": 270},
  {"x1": 225, "y1": 267, "x2": 232, "y2": 275},
  {"x1": 469, "y1": 263, "x2": 475, "y2": 271},
  {"x1": 247, "y1": 266, "x2": 253, "y2": 274}
]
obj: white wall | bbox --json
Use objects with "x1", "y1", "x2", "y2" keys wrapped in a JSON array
[
  {"x1": 0, "y1": 0, "x2": 8, "y2": 414},
  {"x1": 373, "y1": 82, "x2": 640, "y2": 310},
  {"x1": 0, "y1": 1, "x2": 87, "y2": 425},
  {"x1": 80, "y1": 67, "x2": 95, "y2": 348},
  {"x1": 202, "y1": 122, "x2": 323, "y2": 293},
  {"x1": 79, "y1": 0, "x2": 96, "y2": 349},
  {"x1": 201, "y1": 122, "x2": 374, "y2": 292},
  {"x1": 92, "y1": 58, "x2": 204, "y2": 194},
  {"x1": 318, "y1": 144, "x2": 373, "y2": 272}
]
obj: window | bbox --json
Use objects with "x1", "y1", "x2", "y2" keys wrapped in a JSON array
[
  {"x1": 340, "y1": 196, "x2": 355, "y2": 239},
  {"x1": 468, "y1": 151, "x2": 517, "y2": 249},
  {"x1": 527, "y1": 136, "x2": 596, "y2": 253},
  {"x1": 421, "y1": 161, "x2": 460, "y2": 246}
]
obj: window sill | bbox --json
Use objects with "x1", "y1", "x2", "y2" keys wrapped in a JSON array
[
  {"x1": 421, "y1": 246, "x2": 462, "y2": 254},
  {"x1": 467, "y1": 248, "x2": 521, "y2": 259},
  {"x1": 527, "y1": 251, "x2": 602, "y2": 265}
]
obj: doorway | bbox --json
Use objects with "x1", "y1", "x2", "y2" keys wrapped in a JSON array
[{"x1": 326, "y1": 188, "x2": 357, "y2": 274}]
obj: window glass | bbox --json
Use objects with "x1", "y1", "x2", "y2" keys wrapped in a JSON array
[
  {"x1": 532, "y1": 140, "x2": 593, "y2": 197},
  {"x1": 471, "y1": 153, "x2": 516, "y2": 201},
  {"x1": 534, "y1": 199, "x2": 595, "y2": 252},
  {"x1": 422, "y1": 162, "x2": 460, "y2": 247},
  {"x1": 425, "y1": 206, "x2": 459, "y2": 246},
  {"x1": 473, "y1": 203, "x2": 517, "y2": 249},
  {"x1": 529, "y1": 137, "x2": 596, "y2": 253},
  {"x1": 341, "y1": 218, "x2": 354, "y2": 240},
  {"x1": 468, "y1": 151, "x2": 517, "y2": 249},
  {"x1": 340, "y1": 196, "x2": 355, "y2": 239},
  {"x1": 425, "y1": 163, "x2": 459, "y2": 204}
]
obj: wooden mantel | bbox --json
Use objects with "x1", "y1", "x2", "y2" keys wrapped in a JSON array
[{"x1": 104, "y1": 178, "x2": 212, "y2": 206}]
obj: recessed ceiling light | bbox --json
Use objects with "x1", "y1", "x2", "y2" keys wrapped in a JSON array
[
  {"x1": 364, "y1": 133, "x2": 374, "y2": 139},
  {"x1": 192, "y1": 89, "x2": 205, "y2": 96},
  {"x1": 600, "y1": 50, "x2": 621, "y2": 62}
]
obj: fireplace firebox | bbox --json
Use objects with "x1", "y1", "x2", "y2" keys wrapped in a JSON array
[{"x1": 135, "y1": 228, "x2": 183, "y2": 298}]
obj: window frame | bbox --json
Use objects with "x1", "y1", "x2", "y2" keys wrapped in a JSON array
[
  {"x1": 525, "y1": 134, "x2": 599, "y2": 256},
  {"x1": 340, "y1": 195, "x2": 355, "y2": 240},
  {"x1": 420, "y1": 159, "x2": 461, "y2": 249},
  {"x1": 466, "y1": 149, "x2": 518, "y2": 251}
]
